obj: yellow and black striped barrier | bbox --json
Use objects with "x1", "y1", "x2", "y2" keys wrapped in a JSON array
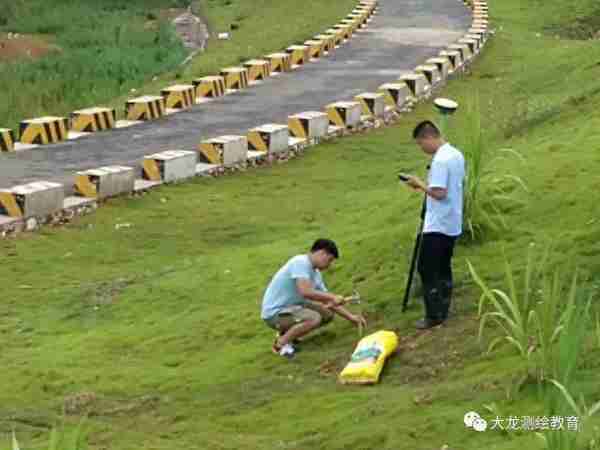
[
  {"x1": 333, "y1": 23, "x2": 352, "y2": 40},
  {"x1": 341, "y1": 18, "x2": 359, "y2": 33},
  {"x1": 348, "y1": 12, "x2": 367, "y2": 28},
  {"x1": 399, "y1": 73, "x2": 429, "y2": 99},
  {"x1": 19, "y1": 116, "x2": 69, "y2": 145},
  {"x1": 378, "y1": 83, "x2": 410, "y2": 111},
  {"x1": 326, "y1": 101, "x2": 362, "y2": 128},
  {"x1": 243, "y1": 60, "x2": 271, "y2": 82},
  {"x1": 161, "y1": 84, "x2": 196, "y2": 110},
  {"x1": 459, "y1": 36, "x2": 480, "y2": 55},
  {"x1": 355, "y1": 93, "x2": 385, "y2": 118},
  {"x1": 439, "y1": 50, "x2": 462, "y2": 72},
  {"x1": 0, "y1": 128, "x2": 15, "y2": 152},
  {"x1": 448, "y1": 43, "x2": 472, "y2": 62},
  {"x1": 193, "y1": 76, "x2": 226, "y2": 99},
  {"x1": 415, "y1": 64, "x2": 442, "y2": 86},
  {"x1": 0, "y1": 181, "x2": 64, "y2": 218},
  {"x1": 426, "y1": 57, "x2": 451, "y2": 80},
  {"x1": 125, "y1": 96, "x2": 165, "y2": 121},
  {"x1": 220, "y1": 67, "x2": 250, "y2": 90},
  {"x1": 286, "y1": 45, "x2": 310, "y2": 67},
  {"x1": 142, "y1": 150, "x2": 197, "y2": 183},
  {"x1": 70, "y1": 107, "x2": 116, "y2": 133},
  {"x1": 314, "y1": 34, "x2": 335, "y2": 53},
  {"x1": 198, "y1": 135, "x2": 248, "y2": 165},
  {"x1": 288, "y1": 112, "x2": 329, "y2": 140},
  {"x1": 468, "y1": 28, "x2": 488, "y2": 43},
  {"x1": 265, "y1": 53, "x2": 292, "y2": 74},
  {"x1": 325, "y1": 28, "x2": 344, "y2": 47},
  {"x1": 304, "y1": 40, "x2": 325, "y2": 59},
  {"x1": 247, "y1": 124, "x2": 290, "y2": 154},
  {"x1": 75, "y1": 166, "x2": 135, "y2": 199}
]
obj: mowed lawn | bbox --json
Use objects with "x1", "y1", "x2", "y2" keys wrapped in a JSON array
[{"x1": 2, "y1": 0, "x2": 600, "y2": 448}]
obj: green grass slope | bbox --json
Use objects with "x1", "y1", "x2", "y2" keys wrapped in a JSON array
[{"x1": 2, "y1": 0, "x2": 600, "y2": 448}]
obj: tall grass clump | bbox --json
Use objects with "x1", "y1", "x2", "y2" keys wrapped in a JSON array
[
  {"x1": 457, "y1": 97, "x2": 528, "y2": 241},
  {"x1": 468, "y1": 245, "x2": 596, "y2": 383}
]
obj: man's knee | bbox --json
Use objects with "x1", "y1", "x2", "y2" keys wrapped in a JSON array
[{"x1": 320, "y1": 310, "x2": 334, "y2": 326}]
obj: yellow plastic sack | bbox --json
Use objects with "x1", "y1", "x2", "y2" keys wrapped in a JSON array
[{"x1": 339, "y1": 330, "x2": 399, "y2": 385}]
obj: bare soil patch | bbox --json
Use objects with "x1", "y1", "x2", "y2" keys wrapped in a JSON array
[{"x1": 0, "y1": 33, "x2": 60, "y2": 62}]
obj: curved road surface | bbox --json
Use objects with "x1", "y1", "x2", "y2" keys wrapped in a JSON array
[{"x1": 0, "y1": 0, "x2": 470, "y2": 190}]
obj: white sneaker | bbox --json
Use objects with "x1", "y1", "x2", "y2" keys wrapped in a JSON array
[{"x1": 278, "y1": 343, "x2": 296, "y2": 358}]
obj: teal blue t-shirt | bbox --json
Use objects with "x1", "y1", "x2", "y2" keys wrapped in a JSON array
[{"x1": 261, "y1": 254, "x2": 327, "y2": 320}]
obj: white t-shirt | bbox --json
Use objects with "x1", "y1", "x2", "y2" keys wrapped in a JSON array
[{"x1": 423, "y1": 143, "x2": 465, "y2": 237}]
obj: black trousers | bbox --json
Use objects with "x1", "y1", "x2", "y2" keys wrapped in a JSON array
[{"x1": 417, "y1": 232, "x2": 456, "y2": 321}]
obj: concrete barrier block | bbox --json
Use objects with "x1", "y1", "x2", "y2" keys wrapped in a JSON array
[
  {"x1": 125, "y1": 96, "x2": 165, "y2": 121},
  {"x1": 161, "y1": 84, "x2": 196, "y2": 110},
  {"x1": 70, "y1": 107, "x2": 116, "y2": 133},
  {"x1": 142, "y1": 150, "x2": 197, "y2": 183},
  {"x1": 348, "y1": 12, "x2": 367, "y2": 27},
  {"x1": 415, "y1": 64, "x2": 442, "y2": 86},
  {"x1": 314, "y1": 34, "x2": 335, "y2": 53},
  {"x1": 198, "y1": 135, "x2": 248, "y2": 165},
  {"x1": 459, "y1": 37, "x2": 479, "y2": 55},
  {"x1": 286, "y1": 45, "x2": 310, "y2": 67},
  {"x1": 326, "y1": 101, "x2": 362, "y2": 128},
  {"x1": 19, "y1": 116, "x2": 69, "y2": 145},
  {"x1": 399, "y1": 73, "x2": 429, "y2": 99},
  {"x1": 0, "y1": 181, "x2": 64, "y2": 218},
  {"x1": 75, "y1": 166, "x2": 135, "y2": 199},
  {"x1": 247, "y1": 124, "x2": 290, "y2": 154},
  {"x1": 288, "y1": 112, "x2": 329, "y2": 139},
  {"x1": 377, "y1": 83, "x2": 410, "y2": 110},
  {"x1": 243, "y1": 59, "x2": 271, "y2": 82},
  {"x1": 220, "y1": 67, "x2": 250, "y2": 90},
  {"x1": 340, "y1": 19, "x2": 359, "y2": 33},
  {"x1": 468, "y1": 28, "x2": 489, "y2": 45},
  {"x1": 355, "y1": 92, "x2": 385, "y2": 118},
  {"x1": 439, "y1": 50, "x2": 463, "y2": 71},
  {"x1": 333, "y1": 23, "x2": 352, "y2": 40},
  {"x1": 325, "y1": 28, "x2": 344, "y2": 46},
  {"x1": 426, "y1": 57, "x2": 451, "y2": 79},
  {"x1": 448, "y1": 43, "x2": 472, "y2": 62},
  {"x1": 304, "y1": 40, "x2": 325, "y2": 59},
  {"x1": 0, "y1": 128, "x2": 15, "y2": 152},
  {"x1": 193, "y1": 76, "x2": 226, "y2": 98},
  {"x1": 265, "y1": 53, "x2": 292, "y2": 73}
]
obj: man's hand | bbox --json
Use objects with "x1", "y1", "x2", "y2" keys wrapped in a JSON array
[
  {"x1": 351, "y1": 313, "x2": 367, "y2": 328},
  {"x1": 325, "y1": 295, "x2": 346, "y2": 309},
  {"x1": 405, "y1": 175, "x2": 427, "y2": 192}
]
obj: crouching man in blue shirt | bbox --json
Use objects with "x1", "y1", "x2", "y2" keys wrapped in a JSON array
[
  {"x1": 404, "y1": 121, "x2": 465, "y2": 330},
  {"x1": 261, "y1": 239, "x2": 367, "y2": 358}
]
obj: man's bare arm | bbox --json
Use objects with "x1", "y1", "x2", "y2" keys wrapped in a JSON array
[{"x1": 296, "y1": 279, "x2": 343, "y2": 305}]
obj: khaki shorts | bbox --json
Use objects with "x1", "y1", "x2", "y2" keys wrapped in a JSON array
[{"x1": 264, "y1": 301, "x2": 334, "y2": 333}]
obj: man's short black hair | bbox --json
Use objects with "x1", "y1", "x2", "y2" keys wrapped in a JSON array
[
  {"x1": 413, "y1": 120, "x2": 441, "y2": 139},
  {"x1": 311, "y1": 238, "x2": 339, "y2": 259}
]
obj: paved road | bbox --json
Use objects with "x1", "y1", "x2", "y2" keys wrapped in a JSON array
[{"x1": 0, "y1": 0, "x2": 470, "y2": 190}]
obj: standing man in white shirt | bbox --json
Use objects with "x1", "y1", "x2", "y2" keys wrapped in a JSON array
[{"x1": 403, "y1": 121, "x2": 465, "y2": 330}]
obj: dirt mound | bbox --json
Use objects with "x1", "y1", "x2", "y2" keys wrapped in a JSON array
[{"x1": 0, "y1": 33, "x2": 60, "y2": 62}]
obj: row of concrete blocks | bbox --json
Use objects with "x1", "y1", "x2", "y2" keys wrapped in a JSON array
[
  {"x1": 0, "y1": 0, "x2": 488, "y2": 224},
  {"x1": 0, "y1": 0, "x2": 379, "y2": 152}
]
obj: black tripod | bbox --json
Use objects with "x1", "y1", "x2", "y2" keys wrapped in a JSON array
[{"x1": 401, "y1": 170, "x2": 429, "y2": 313}]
